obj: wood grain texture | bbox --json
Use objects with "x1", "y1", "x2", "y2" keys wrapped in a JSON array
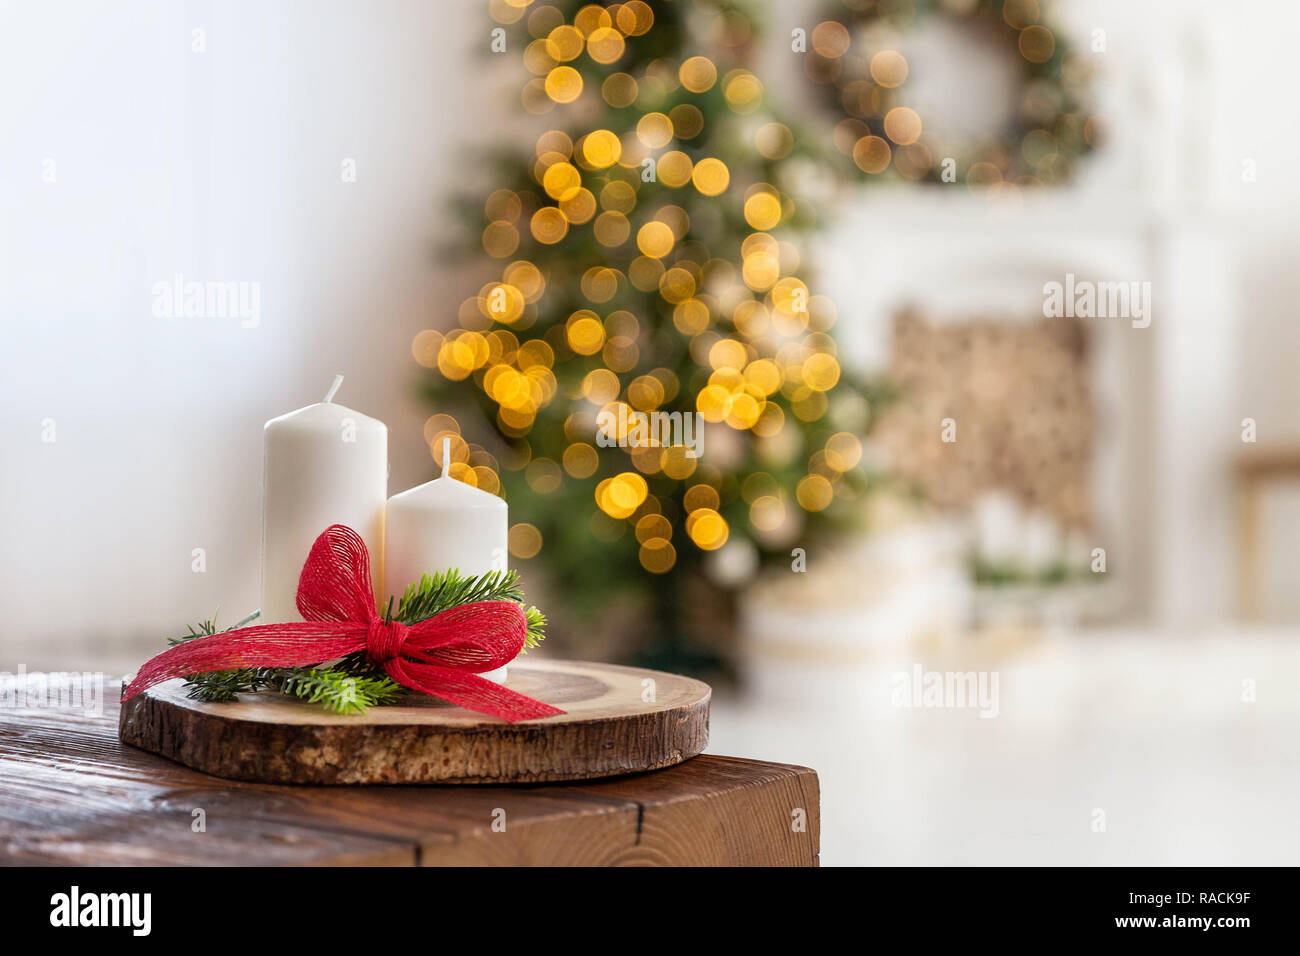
[
  {"x1": 119, "y1": 659, "x2": 710, "y2": 784},
  {"x1": 1, "y1": 675, "x2": 818, "y2": 866}
]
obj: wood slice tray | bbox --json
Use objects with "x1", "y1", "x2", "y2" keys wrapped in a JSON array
[{"x1": 118, "y1": 659, "x2": 710, "y2": 785}]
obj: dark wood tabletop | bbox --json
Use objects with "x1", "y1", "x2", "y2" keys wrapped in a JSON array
[{"x1": 0, "y1": 676, "x2": 819, "y2": 866}]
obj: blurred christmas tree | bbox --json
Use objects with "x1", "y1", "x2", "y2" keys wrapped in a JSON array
[{"x1": 414, "y1": 0, "x2": 889, "y2": 675}]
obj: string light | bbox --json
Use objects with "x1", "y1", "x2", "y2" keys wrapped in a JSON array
[{"x1": 412, "y1": 0, "x2": 877, "y2": 580}]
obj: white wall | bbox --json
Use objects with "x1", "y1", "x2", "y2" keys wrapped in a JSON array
[{"x1": 0, "y1": 0, "x2": 497, "y2": 668}]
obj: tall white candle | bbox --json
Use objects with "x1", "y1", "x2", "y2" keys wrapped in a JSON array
[
  {"x1": 261, "y1": 376, "x2": 387, "y2": 623},
  {"x1": 386, "y1": 438, "x2": 511, "y2": 681}
]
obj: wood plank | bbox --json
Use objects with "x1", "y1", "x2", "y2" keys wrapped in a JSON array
[
  {"x1": 0, "y1": 676, "x2": 818, "y2": 866},
  {"x1": 560, "y1": 754, "x2": 821, "y2": 866},
  {"x1": 119, "y1": 659, "x2": 711, "y2": 784},
  {"x1": 0, "y1": 697, "x2": 416, "y2": 865}
]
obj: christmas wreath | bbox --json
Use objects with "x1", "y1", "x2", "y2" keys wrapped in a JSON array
[{"x1": 804, "y1": 0, "x2": 1100, "y2": 186}]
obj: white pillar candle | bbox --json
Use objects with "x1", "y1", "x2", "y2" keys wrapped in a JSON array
[
  {"x1": 386, "y1": 438, "x2": 511, "y2": 682},
  {"x1": 262, "y1": 375, "x2": 387, "y2": 623}
]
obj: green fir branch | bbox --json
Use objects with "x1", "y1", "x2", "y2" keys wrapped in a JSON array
[
  {"x1": 170, "y1": 611, "x2": 270, "y2": 703},
  {"x1": 393, "y1": 567, "x2": 547, "y2": 650},
  {"x1": 263, "y1": 666, "x2": 404, "y2": 715},
  {"x1": 523, "y1": 604, "x2": 546, "y2": 651},
  {"x1": 394, "y1": 568, "x2": 522, "y2": 622},
  {"x1": 179, "y1": 668, "x2": 267, "y2": 703},
  {"x1": 332, "y1": 650, "x2": 392, "y2": 681}
]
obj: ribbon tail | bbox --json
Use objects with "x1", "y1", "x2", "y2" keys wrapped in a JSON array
[
  {"x1": 388, "y1": 659, "x2": 564, "y2": 722},
  {"x1": 121, "y1": 623, "x2": 366, "y2": 701}
]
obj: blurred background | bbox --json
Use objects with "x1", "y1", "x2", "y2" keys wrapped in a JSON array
[{"x1": 3, "y1": 0, "x2": 1299, "y2": 865}]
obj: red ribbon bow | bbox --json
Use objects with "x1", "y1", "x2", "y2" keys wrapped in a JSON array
[{"x1": 122, "y1": 525, "x2": 564, "y2": 722}]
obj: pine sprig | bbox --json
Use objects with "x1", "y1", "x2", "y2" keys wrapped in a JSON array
[
  {"x1": 394, "y1": 568, "x2": 521, "y2": 623},
  {"x1": 175, "y1": 657, "x2": 403, "y2": 713},
  {"x1": 265, "y1": 667, "x2": 404, "y2": 714},
  {"x1": 169, "y1": 612, "x2": 270, "y2": 703},
  {"x1": 394, "y1": 567, "x2": 547, "y2": 650},
  {"x1": 523, "y1": 605, "x2": 546, "y2": 651},
  {"x1": 177, "y1": 668, "x2": 266, "y2": 703},
  {"x1": 332, "y1": 650, "x2": 391, "y2": 680}
]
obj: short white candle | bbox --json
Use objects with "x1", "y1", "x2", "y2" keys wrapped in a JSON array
[
  {"x1": 261, "y1": 376, "x2": 387, "y2": 623},
  {"x1": 386, "y1": 438, "x2": 511, "y2": 682}
]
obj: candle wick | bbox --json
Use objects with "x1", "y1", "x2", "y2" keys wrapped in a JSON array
[
  {"x1": 442, "y1": 437, "x2": 451, "y2": 478},
  {"x1": 323, "y1": 374, "x2": 344, "y2": 404}
]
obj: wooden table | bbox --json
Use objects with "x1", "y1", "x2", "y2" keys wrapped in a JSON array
[{"x1": 0, "y1": 677, "x2": 819, "y2": 866}]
